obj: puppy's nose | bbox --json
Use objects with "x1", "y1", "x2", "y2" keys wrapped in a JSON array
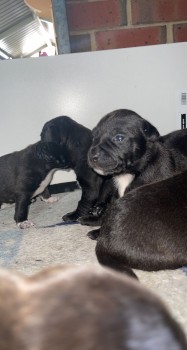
[
  {"x1": 90, "y1": 147, "x2": 99, "y2": 162},
  {"x1": 92, "y1": 154, "x2": 99, "y2": 162}
]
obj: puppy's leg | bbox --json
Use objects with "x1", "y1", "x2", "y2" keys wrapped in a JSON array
[
  {"x1": 63, "y1": 187, "x2": 99, "y2": 222},
  {"x1": 14, "y1": 193, "x2": 34, "y2": 229},
  {"x1": 39, "y1": 187, "x2": 59, "y2": 204},
  {"x1": 79, "y1": 216, "x2": 103, "y2": 226},
  {"x1": 80, "y1": 202, "x2": 107, "y2": 226},
  {"x1": 96, "y1": 244, "x2": 138, "y2": 279},
  {"x1": 87, "y1": 228, "x2": 101, "y2": 240},
  {"x1": 80, "y1": 178, "x2": 115, "y2": 226},
  {"x1": 63, "y1": 175, "x2": 104, "y2": 222}
]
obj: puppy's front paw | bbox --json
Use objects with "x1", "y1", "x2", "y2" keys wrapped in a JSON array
[
  {"x1": 40, "y1": 195, "x2": 59, "y2": 203},
  {"x1": 87, "y1": 229, "x2": 100, "y2": 240},
  {"x1": 89, "y1": 202, "x2": 107, "y2": 217},
  {"x1": 17, "y1": 220, "x2": 35, "y2": 229},
  {"x1": 62, "y1": 211, "x2": 79, "y2": 222},
  {"x1": 79, "y1": 215, "x2": 102, "y2": 227}
]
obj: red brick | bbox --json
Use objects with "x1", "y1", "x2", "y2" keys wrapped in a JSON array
[
  {"x1": 132, "y1": 0, "x2": 187, "y2": 25},
  {"x1": 67, "y1": 0, "x2": 126, "y2": 31},
  {"x1": 95, "y1": 26, "x2": 166, "y2": 50},
  {"x1": 173, "y1": 23, "x2": 187, "y2": 42},
  {"x1": 70, "y1": 34, "x2": 91, "y2": 52}
]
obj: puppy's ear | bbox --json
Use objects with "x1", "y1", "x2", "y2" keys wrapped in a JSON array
[
  {"x1": 143, "y1": 121, "x2": 160, "y2": 141},
  {"x1": 40, "y1": 123, "x2": 61, "y2": 144}
]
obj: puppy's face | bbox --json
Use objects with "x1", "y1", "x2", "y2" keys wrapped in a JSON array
[{"x1": 88, "y1": 109, "x2": 159, "y2": 176}]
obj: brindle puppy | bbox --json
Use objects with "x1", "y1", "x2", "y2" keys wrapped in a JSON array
[{"x1": 0, "y1": 265, "x2": 186, "y2": 350}]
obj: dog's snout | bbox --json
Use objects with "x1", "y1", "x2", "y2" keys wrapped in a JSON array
[
  {"x1": 92, "y1": 153, "x2": 99, "y2": 162},
  {"x1": 90, "y1": 147, "x2": 100, "y2": 162}
]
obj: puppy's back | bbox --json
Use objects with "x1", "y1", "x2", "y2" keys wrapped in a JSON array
[
  {"x1": 0, "y1": 265, "x2": 186, "y2": 350},
  {"x1": 97, "y1": 170, "x2": 187, "y2": 271},
  {"x1": 0, "y1": 150, "x2": 23, "y2": 203}
]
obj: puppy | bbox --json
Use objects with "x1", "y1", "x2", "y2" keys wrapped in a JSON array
[
  {"x1": 40, "y1": 116, "x2": 113, "y2": 221},
  {"x1": 80, "y1": 109, "x2": 187, "y2": 228},
  {"x1": 159, "y1": 128, "x2": 187, "y2": 156},
  {"x1": 0, "y1": 142, "x2": 70, "y2": 228},
  {"x1": 88, "y1": 109, "x2": 187, "y2": 197},
  {"x1": 86, "y1": 127, "x2": 187, "y2": 227},
  {"x1": 95, "y1": 170, "x2": 187, "y2": 272},
  {"x1": 0, "y1": 265, "x2": 186, "y2": 350}
]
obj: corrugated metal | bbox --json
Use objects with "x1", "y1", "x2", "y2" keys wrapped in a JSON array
[
  {"x1": 0, "y1": 0, "x2": 55, "y2": 58},
  {"x1": 0, "y1": 0, "x2": 31, "y2": 33}
]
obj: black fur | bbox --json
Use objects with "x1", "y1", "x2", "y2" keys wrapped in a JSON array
[
  {"x1": 80, "y1": 110, "x2": 160, "y2": 226},
  {"x1": 159, "y1": 128, "x2": 187, "y2": 156},
  {"x1": 81, "y1": 109, "x2": 187, "y2": 226},
  {"x1": 86, "y1": 109, "x2": 187, "y2": 271},
  {"x1": 40, "y1": 116, "x2": 113, "y2": 222},
  {"x1": 0, "y1": 142, "x2": 70, "y2": 228},
  {"x1": 96, "y1": 170, "x2": 187, "y2": 271},
  {"x1": 88, "y1": 109, "x2": 187, "y2": 190}
]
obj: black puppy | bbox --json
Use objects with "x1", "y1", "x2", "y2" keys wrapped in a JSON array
[
  {"x1": 40, "y1": 116, "x2": 113, "y2": 221},
  {"x1": 159, "y1": 128, "x2": 187, "y2": 156},
  {"x1": 95, "y1": 170, "x2": 187, "y2": 272},
  {"x1": 0, "y1": 265, "x2": 186, "y2": 350},
  {"x1": 88, "y1": 109, "x2": 187, "y2": 198},
  {"x1": 81, "y1": 109, "x2": 187, "y2": 228},
  {"x1": 0, "y1": 142, "x2": 70, "y2": 228}
]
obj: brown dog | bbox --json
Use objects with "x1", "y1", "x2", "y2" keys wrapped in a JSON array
[{"x1": 0, "y1": 265, "x2": 186, "y2": 350}]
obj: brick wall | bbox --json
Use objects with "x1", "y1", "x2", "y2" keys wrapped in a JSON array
[{"x1": 66, "y1": 0, "x2": 187, "y2": 53}]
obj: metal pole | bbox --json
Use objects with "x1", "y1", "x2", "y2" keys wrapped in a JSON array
[{"x1": 52, "y1": 0, "x2": 71, "y2": 54}]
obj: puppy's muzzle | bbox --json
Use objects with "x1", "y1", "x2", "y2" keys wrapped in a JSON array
[
  {"x1": 88, "y1": 146, "x2": 120, "y2": 175},
  {"x1": 88, "y1": 146, "x2": 100, "y2": 167},
  {"x1": 89, "y1": 147, "x2": 100, "y2": 162}
]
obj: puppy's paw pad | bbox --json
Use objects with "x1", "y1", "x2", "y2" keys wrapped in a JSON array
[
  {"x1": 40, "y1": 196, "x2": 59, "y2": 203},
  {"x1": 17, "y1": 220, "x2": 35, "y2": 229}
]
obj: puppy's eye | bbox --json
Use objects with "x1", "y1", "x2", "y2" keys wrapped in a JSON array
[{"x1": 112, "y1": 134, "x2": 125, "y2": 143}]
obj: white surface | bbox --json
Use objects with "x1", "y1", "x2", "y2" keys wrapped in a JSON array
[
  {"x1": 0, "y1": 42, "x2": 187, "y2": 183},
  {"x1": 176, "y1": 90, "x2": 187, "y2": 130}
]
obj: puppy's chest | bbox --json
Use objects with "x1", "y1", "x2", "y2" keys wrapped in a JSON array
[
  {"x1": 32, "y1": 169, "x2": 57, "y2": 198},
  {"x1": 114, "y1": 173, "x2": 135, "y2": 197}
]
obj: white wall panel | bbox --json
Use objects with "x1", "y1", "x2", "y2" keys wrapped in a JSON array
[{"x1": 0, "y1": 42, "x2": 187, "y2": 183}]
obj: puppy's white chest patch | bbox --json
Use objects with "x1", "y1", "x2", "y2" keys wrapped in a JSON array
[
  {"x1": 114, "y1": 173, "x2": 135, "y2": 197},
  {"x1": 32, "y1": 169, "x2": 57, "y2": 198}
]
